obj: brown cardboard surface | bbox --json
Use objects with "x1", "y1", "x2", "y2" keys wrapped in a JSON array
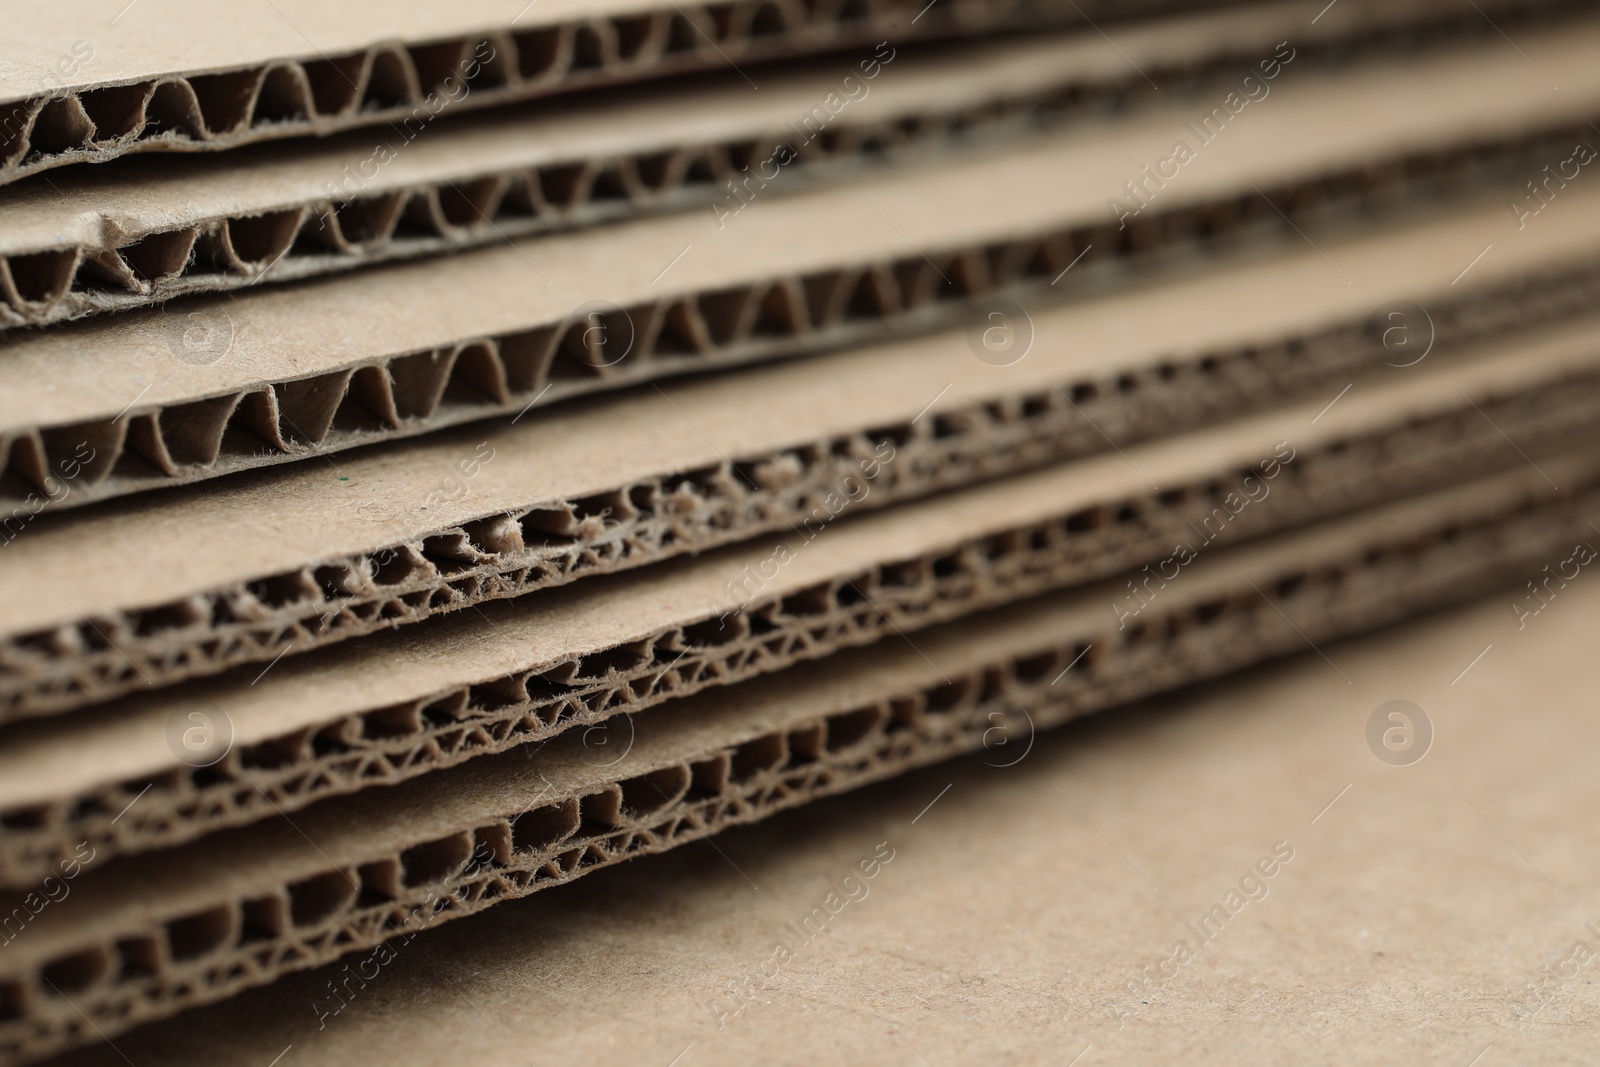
[
  {"x1": 5, "y1": 210, "x2": 1598, "y2": 717},
  {"x1": 4, "y1": 12, "x2": 1594, "y2": 328},
  {"x1": 3, "y1": 329, "x2": 1598, "y2": 881},
  {"x1": 6, "y1": 32, "x2": 1600, "y2": 508},
  {"x1": 0, "y1": 0, "x2": 1555, "y2": 185},
  {"x1": 48, "y1": 545, "x2": 1600, "y2": 1067},
  {"x1": 9, "y1": 175, "x2": 1599, "y2": 520},
  {"x1": 4, "y1": 455, "x2": 1596, "y2": 1064}
]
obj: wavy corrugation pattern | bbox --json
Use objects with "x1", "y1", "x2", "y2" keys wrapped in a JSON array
[
  {"x1": 3, "y1": 273, "x2": 1597, "y2": 722},
  {"x1": 0, "y1": 3, "x2": 1565, "y2": 330},
  {"x1": 0, "y1": 466, "x2": 1589, "y2": 1064},
  {"x1": 4, "y1": 382, "x2": 1599, "y2": 881},
  {"x1": 0, "y1": 0, "x2": 1257, "y2": 188},
  {"x1": 2, "y1": 120, "x2": 1593, "y2": 517}
]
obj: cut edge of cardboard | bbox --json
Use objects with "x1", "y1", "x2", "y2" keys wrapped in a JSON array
[
  {"x1": 0, "y1": 453, "x2": 1592, "y2": 1063},
  {"x1": 4, "y1": 346, "x2": 1600, "y2": 883}
]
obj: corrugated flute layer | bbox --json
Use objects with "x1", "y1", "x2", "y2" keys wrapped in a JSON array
[
  {"x1": 3, "y1": 325, "x2": 1598, "y2": 885},
  {"x1": 0, "y1": 0, "x2": 1261, "y2": 187},
  {"x1": 2, "y1": 206, "x2": 1598, "y2": 718},
  {"x1": 0, "y1": 457, "x2": 1594, "y2": 1064},
  {"x1": 0, "y1": 3, "x2": 1581, "y2": 328},
  {"x1": 8, "y1": 32, "x2": 1600, "y2": 512}
]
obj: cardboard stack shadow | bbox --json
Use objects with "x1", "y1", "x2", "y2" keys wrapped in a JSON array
[{"x1": 1, "y1": 0, "x2": 1599, "y2": 1062}]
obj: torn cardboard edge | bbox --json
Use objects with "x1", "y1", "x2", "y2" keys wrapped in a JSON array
[
  {"x1": 6, "y1": 36, "x2": 1600, "y2": 508},
  {"x1": 1, "y1": 4, "x2": 1580, "y2": 328},
  {"x1": 1, "y1": 453, "x2": 1594, "y2": 1064},
  {"x1": 0, "y1": 0, "x2": 1278, "y2": 186},
  {"x1": 3, "y1": 203, "x2": 1600, "y2": 718},
  {"x1": 5, "y1": 326, "x2": 1600, "y2": 881}
]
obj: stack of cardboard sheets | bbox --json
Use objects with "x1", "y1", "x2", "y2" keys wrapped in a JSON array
[{"x1": 1, "y1": 1, "x2": 1598, "y2": 1063}]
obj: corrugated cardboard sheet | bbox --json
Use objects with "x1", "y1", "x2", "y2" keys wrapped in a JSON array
[
  {"x1": 3, "y1": 455, "x2": 1596, "y2": 1063},
  {"x1": 5, "y1": 10, "x2": 1594, "y2": 327},
  {"x1": 0, "y1": 0, "x2": 1563, "y2": 184},
  {"x1": 3, "y1": 322, "x2": 1597, "y2": 881},
  {"x1": 5, "y1": 32, "x2": 1600, "y2": 509},
  {"x1": 51, "y1": 563, "x2": 1599, "y2": 1067}
]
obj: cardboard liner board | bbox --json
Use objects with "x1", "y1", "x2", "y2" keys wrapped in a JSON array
[
  {"x1": 4, "y1": 327, "x2": 1600, "y2": 883},
  {"x1": 0, "y1": 0, "x2": 1203, "y2": 188},
  {"x1": 7, "y1": 33, "x2": 1600, "y2": 512},
  {"x1": 3, "y1": 212, "x2": 1600, "y2": 720},
  {"x1": 41, "y1": 534, "x2": 1600, "y2": 1067},
  {"x1": 0, "y1": 0, "x2": 1568, "y2": 188},
  {"x1": 0, "y1": 455, "x2": 1595, "y2": 1064},
  {"x1": 0, "y1": 5, "x2": 1584, "y2": 329}
]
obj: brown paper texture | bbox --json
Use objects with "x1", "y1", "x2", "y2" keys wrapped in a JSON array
[
  {"x1": 6, "y1": 33, "x2": 1600, "y2": 511},
  {"x1": 2, "y1": 456, "x2": 1595, "y2": 1064},
  {"x1": 57, "y1": 567, "x2": 1600, "y2": 1067},
  {"x1": 5, "y1": 13, "x2": 1596, "y2": 329},
  {"x1": 0, "y1": 0, "x2": 1549, "y2": 185},
  {"x1": 3, "y1": 326, "x2": 1598, "y2": 884},
  {"x1": 3, "y1": 238, "x2": 1599, "y2": 718}
]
